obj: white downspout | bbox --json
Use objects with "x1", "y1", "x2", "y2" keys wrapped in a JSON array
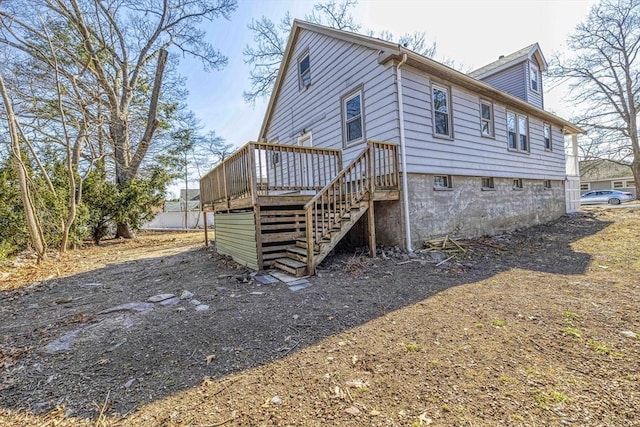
[{"x1": 396, "y1": 53, "x2": 412, "y2": 252}]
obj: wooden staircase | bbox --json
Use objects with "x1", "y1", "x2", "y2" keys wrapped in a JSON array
[{"x1": 273, "y1": 143, "x2": 378, "y2": 277}]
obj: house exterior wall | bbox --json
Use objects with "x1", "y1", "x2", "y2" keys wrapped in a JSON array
[
  {"x1": 264, "y1": 29, "x2": 399, "y2": 167},
  {"x1": 480, "y1": 63, "x2": 526, "y2": 102},
  {"x1": 400, "y1": 66, "x2": 565, "y2": 180},
  {"x1": 400, "y1": 174, "x2": 565, "y2": 247},
  {"x1": 263, "y1": 26, "x2": 573, "y2": 251}
]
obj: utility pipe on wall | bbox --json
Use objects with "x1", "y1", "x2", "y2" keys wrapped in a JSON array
[{"x1": 396, "y1": 53, "x2": 412, "y2": 252}]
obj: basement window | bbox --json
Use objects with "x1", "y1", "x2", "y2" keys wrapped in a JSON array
[
  {"x1": 481, "y1": 177, "x2": 495, "y2": 190},
  {"x1": 513, "y1": 178, "x2": 523, "y2": 190},
  {"x1": 544, "y1": 180, "x2": 552, "y2": 190},
  {"x1": 434, "y1": 175, "x2": 452, "y2": 190}
]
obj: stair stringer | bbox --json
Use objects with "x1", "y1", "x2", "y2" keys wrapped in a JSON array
[{"x1": 309, "y1": 199, "x2": 370, "y2": 272}]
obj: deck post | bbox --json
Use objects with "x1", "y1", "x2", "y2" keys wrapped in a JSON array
[
  {"x1": 367, "y1": 143, "x2": 376, "y2": 257},
  {"x1": 305, "y1": 207, "x2": 314, "y2": 275},
  {"x1": 203, "y1": 208, "x2": 209, "y2": 246}
]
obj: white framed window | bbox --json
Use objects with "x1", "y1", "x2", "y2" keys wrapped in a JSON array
[
  {"x1": 613, "y1": 181, "x2": 624, "y2": 189},
  {"x1": 507, "y1": 111, "x2": 529, "y2": 152},
  {"x1": 513, "y1": 178, "x2": 523, "y2": 190},
  {"x1": 434, "y1": 175, "x2": 452, "y2": 190},
  {"x1": 342, "y1": 89, "x2": 364, "y2": 146},
  {"x1": 530, "y1": 64, "x2": 539, "y2": 92},
  {"x1": 432, "y1": 84, "x2": 452, "y2": 138},
  {"x1": 480, "y1": 100, "x2": 494, "y2": 137},
  {"x1": 297, "y1": 131, "x2": 312, "y2": 147},
  {"x1": 298, "y1": 53, "x2": 311, "y2": 89},
  {"x1": 481, "y1": 177, "x2": 495, "y2": 190},
  {"x1": 626, "y1": 180, "x2": 636, "y2": 187},
  {"x1": 580, "y1": 183, "x2": 590, "y2": 191},
  {"x1": 544, "y1": 179, "x2": 552, "y2": 189},
  {"x1": 543, "y1": 123, "x2": 552, "y2": 150}
]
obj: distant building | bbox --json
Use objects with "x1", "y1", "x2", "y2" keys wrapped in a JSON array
[
  {"x1": 165, "y1": 188, "x2": 201, "y2": 212},
  {"x1": 580, "y1": 160, "x2": 636, "y2": 198}
]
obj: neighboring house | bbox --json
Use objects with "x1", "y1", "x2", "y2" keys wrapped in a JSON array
[
  {"x1": 200, "y1": 20, "x2": 583, "y2": 275},
  {"x1": 580, "y1": 160, "x2": 637, "y2": 198},
  {"x1": 165, "y1": 189, "x2": 201, "y2": 212}
]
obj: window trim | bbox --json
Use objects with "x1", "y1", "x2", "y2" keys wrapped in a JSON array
[
  {"x1": 298, "y1": 51, "x2": 311, "y2": 90},
  {"x1": 341, "y1": 87, "x2": 365, "y2": 147},
  {"x1": 432, "y1": 83, "x2": 453, "y2": 139},
  {"x1": 506, "y1": 111, "x2": 529, "y2": 153},
  {"x1": 626, "y1": 180, "x2": 636, "y2": 188},
  {"x1": 481, "y1": 177, "x2": 495, "y2": 191},
  {"x1": 580, "y1": 182, "x2": 590, "y2": 191},
  {"x1": 530, "y1": 64, "x2": 539, "y2": 93},
  {"x1": 433, "y1": 174, "x2": 453, "y2": 191},
  {"x1": 543, "y1": 123, "x2": 552, "y2": 151},
  {"x1": 480, "y1": 100, "x2": 494, "y2": 138},
  {"x1": 612, "y1": 180, "x2": 624, "y2": 189}
]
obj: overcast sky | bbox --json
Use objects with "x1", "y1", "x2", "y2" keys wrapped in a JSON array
[{"x1": 173, "y1": 0, "x2": 597, "y2": 193}]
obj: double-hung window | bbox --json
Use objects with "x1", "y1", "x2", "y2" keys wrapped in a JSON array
[
  {"x1": 343, "y1": 89, "x2": 364, "y2": 146},
  {"x1": 543, "y1": 123, "x2": 552, "y2": 150},
  {"x1": 507, "y1": 111, "x2": 529, "y2": 152},
  {"x1": 530, "y1": 64, "x2": 539, "y2": 92},
  {"x1": 298, "y1": 53, "x2": 311, "y2": 89},
  {"x1": 480, "y1": 100, "x2": 494, "y2": 137},
  {"x1": 432, "y1": 84, "x2": 452, "y2": 137}
]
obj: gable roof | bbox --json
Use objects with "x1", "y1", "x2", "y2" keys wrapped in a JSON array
[
  {"x1": 469, "y1": 43, "x2": 548, "y2": 79},
  {"x1": 258, "y1": 21, "x2": 582, "y2": 140}
]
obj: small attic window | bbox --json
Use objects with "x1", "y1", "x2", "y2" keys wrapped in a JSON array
[
  {"x1": 299, "y1": 53, "x2": 311, "y2": 89},
  {"x1": 530, "y1": 64, "x2": 539, "y2": 92}
]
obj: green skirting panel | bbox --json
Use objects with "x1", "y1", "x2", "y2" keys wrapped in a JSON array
[{"x1": 214, "y1": 211, "x2": 259, "y2": 270}]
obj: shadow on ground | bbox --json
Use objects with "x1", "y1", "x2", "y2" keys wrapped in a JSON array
[{"x1": 0, "y1": 212, "x2": 610, "y2": 418}]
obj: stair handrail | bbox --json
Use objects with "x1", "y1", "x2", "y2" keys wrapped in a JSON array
[{"x1": 304, "y1": 142, "x2": 374, "y2": 273}]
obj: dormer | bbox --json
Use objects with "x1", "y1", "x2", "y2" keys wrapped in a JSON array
[{"x1": 469, "y1": 43, "x2": 547, "y2": 110}]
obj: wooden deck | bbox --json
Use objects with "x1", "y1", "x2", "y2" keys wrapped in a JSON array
[{"x1": 200, "y1": 141, "x2": 400, "y2": 274}]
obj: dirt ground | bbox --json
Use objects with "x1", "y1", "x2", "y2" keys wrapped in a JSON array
[{"x1": 1, "y1": 207, "x2": 639, "y2": 426}]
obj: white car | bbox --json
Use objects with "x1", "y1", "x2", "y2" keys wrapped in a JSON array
[{"x1": 580, "y1": 190, "x2": 634, "y2": 205}]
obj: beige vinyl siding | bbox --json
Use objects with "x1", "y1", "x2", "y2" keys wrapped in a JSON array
[
  {"x1": 214, "y1": 211, "x2": 258, "y2": 270},
  {"x1": 401, "y1": 67, "x2": 566, "y2": 180},
  {"x1": 481, "y1": 63, "x2": 527, "y2": 102},
  {"x1": 265, "y1": 29, "x2": 399, "y2": 167}
]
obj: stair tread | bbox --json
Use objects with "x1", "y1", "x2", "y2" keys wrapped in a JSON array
[
  {"x1": 287, "y1": 246, "x2": 313, "y2": 256},
  {"x1": 275, "y1": 257, "x2": 307, "y2": 268}
]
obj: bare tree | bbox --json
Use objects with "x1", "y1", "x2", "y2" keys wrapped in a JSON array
[
  {"x1": 0, "y1": 0, "x2": 237, "y2": 238},
  {"x1": 551, "y1": 0, "x2": 640, "y2": 187},
  {"x1": 0, "y1": 75, "x2": 47, "y2": 261}
]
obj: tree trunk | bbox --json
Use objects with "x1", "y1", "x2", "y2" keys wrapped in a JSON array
[
  {"x1": 113, "y1": 49, "x2": 168, "y2": 239},
  {"x1": 0, "y1": 75, "x2": 47, "y2": 262},
  {"x1": 116, "y1": 223, "x2": 136, "y2": 239}
]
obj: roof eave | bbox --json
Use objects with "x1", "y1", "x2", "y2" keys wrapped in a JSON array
[{"x1": 384, "y1": 48, "x2": 584, "y2": 134}]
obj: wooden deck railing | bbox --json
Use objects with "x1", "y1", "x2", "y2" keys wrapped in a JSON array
[
  {"x1": 303, "y1": 141, "x2": 399, "y2": 271},
  {"x1": 200, "y1": 142, "x2": 343, "y2": 208}
]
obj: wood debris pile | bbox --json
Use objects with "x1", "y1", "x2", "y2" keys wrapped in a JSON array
[{"x1": 423, "y1": 235, "x2": 467, "y2": 254}]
